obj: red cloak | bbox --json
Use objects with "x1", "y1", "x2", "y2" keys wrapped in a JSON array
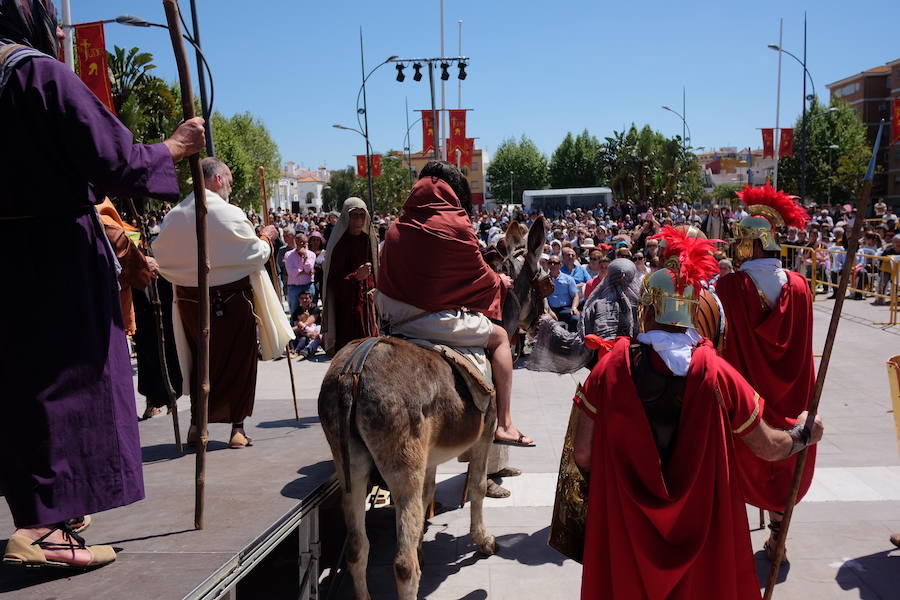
[
  {"x1": 716, "y1": 270, "x2": 816, "y2": 512},
  {"x1": 377, "y1": 177, "x2": 502, "y2": 319},
  {"x1": 574, "y1": 338, "x2": 762, "y2": 600}
]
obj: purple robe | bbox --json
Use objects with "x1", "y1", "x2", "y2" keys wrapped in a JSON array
[{"x1": 0, "y1": 51, "x2": 179, "y2": 527}]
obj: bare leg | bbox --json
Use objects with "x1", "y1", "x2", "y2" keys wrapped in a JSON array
[{"x1": 486, "y1": 324, "x2": 533, "y2": 444}]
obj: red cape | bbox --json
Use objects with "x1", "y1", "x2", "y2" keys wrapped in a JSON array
[
  {"x1": 717, "y1": 270, "x2": 817, "y2": 511},
  {"x1": 377, "y1": 177, "x2": 502, "y2": 319},
  {"x1": 576, "y1": 338, "x2": 761, "y2": 600}
]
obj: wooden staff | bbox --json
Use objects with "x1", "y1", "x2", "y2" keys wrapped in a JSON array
[
  {"x1": 258, "y1": 166, "x2": 300, "y2": 421},
  {"x1": 127, "y1": 197, "x2": 183, "y2": 453},
  {"x1": 763, "y1": 120, "x2": 886, "y2": 599},
  {"x1": 162, "y1": 0, "x2": 210, "y2": 530}
]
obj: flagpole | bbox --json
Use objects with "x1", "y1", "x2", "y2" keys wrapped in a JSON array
[
  {"x1": 773, "y1": 17, "x2": 783, "y2": 188},
  {"x1": 61, "y1": 0, "x2": 74, "y2": 71},
  {"x1": 439, "y1": 0, "x2": 446, "y2": 161}
]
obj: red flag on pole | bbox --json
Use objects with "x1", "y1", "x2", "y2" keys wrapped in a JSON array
[
  {"x1": 74, "y1": 22, "x2": 116, "y2": 114},
  {"x1": 892, "y1": 99, "x2": 900, "y2": 146},
  {"x1": 371, "y1": 154, "x2": 382, "y2": 177},
  {"x1": 449, "y1": 109, "x2": 467, "y2": 146},
  {"x1": 421, "y1": 110, "x2": 435, "y2": 154},
  {"x1": 779, "y1": 128, "x2": 794, "y2": 158},
  {"x1": 460, "y1": 138, "x2": 475, "y2": 168},
  {"x1": 356, "y1": 155, "x2": 367, "y2": 178},
  {"x1": 761, "y1": 128, "x2": 775, "y2": 159}
]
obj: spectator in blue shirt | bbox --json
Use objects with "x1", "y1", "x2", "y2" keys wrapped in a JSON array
[{"x1": 547, "y1": 256, "x2": 580, "y2": 331}]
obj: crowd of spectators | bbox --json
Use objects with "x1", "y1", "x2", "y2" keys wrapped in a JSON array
[{"x1": 131, "y1": 193, "x2": 900, "y2": 351}]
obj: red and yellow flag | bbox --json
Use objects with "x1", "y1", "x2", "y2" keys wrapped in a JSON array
[
  {"x1": 779, "y1": 128, "x2": 794, "y2": 158},
  {"x1": 761, "y1": 128, "x2": 774, "y2": 159},
  {"x1": 460, "y1": 138, "x2": 475, "y2": 168},
  {"x1": 421, "y1": 110, "x2": 436, "y2": 154},
  {"x1": 74, "y1": 22, "x2": 115, "y2": 114},
  {"x1": 371, "y1": 154, "x2": 382, "y2": 178},
  {"x1": 892, "y1": 98, "x2": 900, "y2": 146},
  {"x1": 356, "y1": 155, "x2": 367, "y2": 178}
]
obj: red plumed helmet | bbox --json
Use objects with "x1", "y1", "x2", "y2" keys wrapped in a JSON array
[
  {"x1": 650, "y1": 225, "x2": 720, "y2": 293},
  {"x1": 736, "y1": 182, "x2": 809, "y2": 230}
]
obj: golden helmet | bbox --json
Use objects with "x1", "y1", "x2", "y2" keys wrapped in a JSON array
[
  {"x1": 733, "y1": 183, "x2": 809, "y2": 260},
  {"x1": 640, "y1": 226, "x2": 720, "y2": 329}
]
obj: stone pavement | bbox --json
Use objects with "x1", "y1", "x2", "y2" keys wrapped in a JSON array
[{"x1": 319, "y1": 296, "x2": 900, "y2": 599}]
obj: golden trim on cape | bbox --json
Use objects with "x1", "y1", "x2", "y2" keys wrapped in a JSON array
[{"x1": 733, "y1": 393, "x2": 761, "y2": 435}]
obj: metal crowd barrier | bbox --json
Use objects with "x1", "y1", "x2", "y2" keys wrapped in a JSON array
[{"x1": 780, "y1": 244, "x2": 898, "y2": 326}]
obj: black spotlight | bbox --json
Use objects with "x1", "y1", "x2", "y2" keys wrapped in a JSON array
[
  {"x1": 457, "y1": 61, "x2": 467, "y2": 80},
  {"x1": 412, "y1": 62, "x2": 423, "y2": 81},
  {"x1": 440, "y1": 61, "x2": 450, "y2": 81},
  {"x1": 395, "y1": 63, "x2": 405, "y2": 82}
]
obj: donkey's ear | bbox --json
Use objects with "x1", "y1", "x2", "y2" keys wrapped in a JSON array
[
  {"x1": 505, "y1": 221, "x2": 526, "y2": 252},
  {"x1": 526, "y1": 217, "x2": 545, "y2": 260}
]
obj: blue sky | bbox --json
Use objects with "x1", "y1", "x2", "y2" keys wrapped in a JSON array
[{"x1": 71, "y1": 0, "x2": 899, "y2": 171}]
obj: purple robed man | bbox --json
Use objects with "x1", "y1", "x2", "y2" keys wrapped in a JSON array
[{"x1": 0, "y1": 0, "x2": 204, "y2": 569}]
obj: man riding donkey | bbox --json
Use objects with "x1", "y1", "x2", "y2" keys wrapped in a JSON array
[
  {"x1": 571, "y1": 226, "x2": 824, "y2": 599},
  {"x1": 377, "y1": 160, "x2": 536, "y2": 448},
  {"x1": 716, "y1": 183, "x2": 817, "y2": 560}
]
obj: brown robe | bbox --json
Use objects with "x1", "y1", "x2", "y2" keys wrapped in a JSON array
[
  {"x1": 175, "y1": 277, "x2": 257, "y2": 425},
  {"x1": 326, "y1": 232, "x2": 377, "y2": 353}
]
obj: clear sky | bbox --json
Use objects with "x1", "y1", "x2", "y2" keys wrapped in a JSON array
[{"x1": 70, "y1": 0, "x2": 899, "y2": 172}]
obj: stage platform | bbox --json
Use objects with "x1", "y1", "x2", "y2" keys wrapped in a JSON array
[{"x1": 0, "y1": 355, "x2": 342, "y2": 600}]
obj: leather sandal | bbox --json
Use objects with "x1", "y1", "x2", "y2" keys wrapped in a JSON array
[
  {"x1": 764, "y1": 519, "x2": 787, "y2": 563},
  {"x1": 488, "y1": 467, "x2": 522, "y2": 478},
  {"x1": 486, "y1": 481, "x2": 511, "y2": 498},
  {"x1": 63, "y1": 515, "x2": 91, "y2": 534},
  {"x1": 229, "y1": 430, "x2": 252, "y2": 449},
  {"x1": 3, "y1": 524, "x2": 115, "y2": 570}
]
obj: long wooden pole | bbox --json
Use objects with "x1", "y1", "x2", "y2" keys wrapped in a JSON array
[
  {"x1": 162, "y1": 0, "x2": 210, "y2": 530},
  {"x1": 127, "y1": 197, "x2": 183, "y2": 453},
  {"x1": 763, "y1": 120, "x2": 885, "y2": 598},
  {"x1": 258, "y1": 167, "x2": 300, "y2": 421}
]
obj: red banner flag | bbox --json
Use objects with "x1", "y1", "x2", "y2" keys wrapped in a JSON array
[
  {"x1": 779, "y1": 128, "x2": 794, "y2": 158},
  {"x1": 371, "y1": 154, "x2": 382, "y2": 178},
  {"x1": 460, "y1": 138, "x2": 475, "y2": 168},
  {"x1": 761, "y1": 128, "x2": 774, "y2": 159},
  {"x1": 74, "y1": 22, "x2": 115, "y2": 114},
  {"x1": 449, "y1": 109, "x2": 467, "y2": 144},
  {"x1": 892, "y1": 98, "x2": 900, "y2": 146},
  {"x1": 421, "y1": 110, "x2": 436, "y2": 154},
  {"x1": 356, "y1": 155, "x2": 367, "y2": 178}
]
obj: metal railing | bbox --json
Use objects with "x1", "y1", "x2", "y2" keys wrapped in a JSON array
[{"x1": 780, "y1": 243, "x2": 898, "y2": 325}]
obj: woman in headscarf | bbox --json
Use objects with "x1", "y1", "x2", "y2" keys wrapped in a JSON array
[
  {"x1": 321, "y1": 198, "x2": 380, "y2": 354},
  {"x1": 0, "y1": 0, "x2": 204, "y2": 569},
  {"x1": 527, "y1": 258, "x2": 640, "y2": 374}
]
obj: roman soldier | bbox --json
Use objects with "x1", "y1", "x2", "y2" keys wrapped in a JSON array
[
  {"x1": 571, "y1": 226, "x2": 824, "y2": 599},
  {"x1": 716, "y1": 182, "x2": 816, "y2": 560}
]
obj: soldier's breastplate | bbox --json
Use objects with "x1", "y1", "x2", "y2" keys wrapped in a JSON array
[{"x1": 630, "y1": 344, "x2": 685, "y2": 466}]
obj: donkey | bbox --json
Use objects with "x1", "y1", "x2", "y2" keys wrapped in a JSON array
[{"x1": 317, "y1": 217, "x2": 548, "y2": 600}]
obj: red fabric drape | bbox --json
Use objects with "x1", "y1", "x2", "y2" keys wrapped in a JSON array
[
  {"x1": 577, "y1": 338, "x2": 761, "y2": 600},
  {"x1": 717, "y1": 270, "x2": 817, "y2": 511},
  {"x1": 74, "y1": 22, "x2": 116, "y2": 114},
  {"x1": 779, "y1": 128, "x2": 794, "y2": 158},
  {"x1": 761, "y1": 128, "x2": 775, "y2": 158},
  {"x1": 377, "y1": 177, "x2": 501, "y2": 319}
]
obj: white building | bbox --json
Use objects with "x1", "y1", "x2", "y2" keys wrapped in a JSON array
[{"x1": 275, "y1": 162, "x2": 330, "y2": 213}]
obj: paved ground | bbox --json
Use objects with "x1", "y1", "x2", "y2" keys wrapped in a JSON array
[
  {"x1": 1, "y1": 294, "x2": 897, "y2": 599},
  {"x1": 326, "y1": 296, "x2": 900, "y2": 599}
]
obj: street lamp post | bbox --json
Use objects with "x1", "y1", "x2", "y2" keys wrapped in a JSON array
[
  {"x1": 509, "y1": 171, "x2": 514, "y2": 205},
  {"x1": 403, "y1": 115, "x2": 423, "y2": 187},
  {"x1": 661, "y1": 105, "x2": 692, "y2": 150},
  {"x1": 332, "y1": 123, "x2": 374, "y2": 209}
]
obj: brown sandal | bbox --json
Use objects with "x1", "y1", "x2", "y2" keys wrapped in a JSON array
[{"x1": 764, "y1": 519, "x2": 787, "y2": 563}]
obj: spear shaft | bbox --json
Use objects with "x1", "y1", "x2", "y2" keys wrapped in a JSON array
[{"x1": 763, "y1": 120, "x2": 885, "y2": 598}]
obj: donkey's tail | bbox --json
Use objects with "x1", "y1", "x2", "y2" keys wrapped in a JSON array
[
  {"x1": 337, "y1": 373, "x2": 356, "y2": 493},
  {"x1": 335, "y1": 337, "x2": 384, "y2": 494}
]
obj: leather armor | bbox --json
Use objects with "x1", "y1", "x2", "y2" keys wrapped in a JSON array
[{"x1": 630, "y1": 343, "x2": 685, "y2": 466}]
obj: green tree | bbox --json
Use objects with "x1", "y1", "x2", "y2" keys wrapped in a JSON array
[
  {"x1": 209, "y1": 111, "x2": 281, "y2": 211},
  {"x1": 712, "y1": 183, "x2": 742, "y2": 206},
  {"x1": 323, "y1": 167, "x2": 357, "y2": 212},
  {"x1": 549, "y1": 129, "x2": 601, "y2": 188},
  {"x1": 776, "y1": 99, "x2": 870, "y2": 206},
  {"x1": 107, "y1": 46, "x2": 179, "y2": 144},
  {"x1": 486, "y1": 136, "x2": 549, "y2": 204}
]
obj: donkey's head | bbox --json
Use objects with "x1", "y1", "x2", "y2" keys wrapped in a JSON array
[{"x1": 497, "y1": 216, "x2": 552, "y2": 341}]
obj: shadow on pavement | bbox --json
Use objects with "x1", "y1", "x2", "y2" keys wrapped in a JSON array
[
  {"x1": 835, "y1": 549, "x2": 900, "y2": 598},
  {"x1": 280, "y1": 460, "x2": 335, "y2": 500},
  {"x1": 754, "y1": 550, "x2": 790, "y2": 588},
  {"x1": 141, "y1": 440, "x2": 229, "y2": 463},
  {"x1": 256, "y1": 416, "x2": 320, "y2": 429}
]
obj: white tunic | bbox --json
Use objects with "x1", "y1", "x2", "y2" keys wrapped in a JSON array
[{"x1": 739, "y1": 258, "x2": 788, "y2": 309}]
